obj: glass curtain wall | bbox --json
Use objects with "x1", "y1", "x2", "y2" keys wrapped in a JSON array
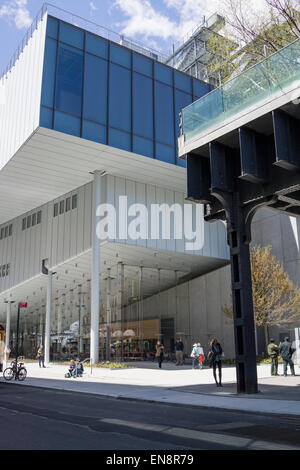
[{"x1": 40, "y1": 16, "x2": 211, "y2": 168}]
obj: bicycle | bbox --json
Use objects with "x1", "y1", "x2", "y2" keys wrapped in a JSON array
[{"x1": 3, "y1": 360, "x2": 27, "y2": 381}]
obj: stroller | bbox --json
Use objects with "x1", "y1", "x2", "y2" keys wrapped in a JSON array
[{"x1": 65, "y1": 359, "x2": 84, "y2": 378}]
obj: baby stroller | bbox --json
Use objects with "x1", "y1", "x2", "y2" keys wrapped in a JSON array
[{"x1": 65, "y1": 358, "x2": 84, "y2": 378}]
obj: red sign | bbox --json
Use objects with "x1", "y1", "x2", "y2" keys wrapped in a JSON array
[{"x1": 18, "y1": 302, "x2": 28, "y2": 308}]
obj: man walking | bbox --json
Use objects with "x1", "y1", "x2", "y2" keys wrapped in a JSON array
[
  {"x1": 175, "y1": 338, "x2": 184, "y2": 366},
  {"x1": 280, "y1": 337, "x2": 296, "y2": 376},
  {"x1": 267, "y1": 338, "x2": 279, "y2": 376}
]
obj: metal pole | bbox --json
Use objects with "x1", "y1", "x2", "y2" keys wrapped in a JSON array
[
  {"x1": 15, "y1": 304, "x2": 20, "y2": 378},
  {"x1": 90, "y1": 170, "x2": 103, "y2": 364},
  {"x1": 44, "y1": 272, "x2": 53, "y2": 365},
  {"x1": 106, "y1": 269, "x2": 112, "y2": 361},
  {"x1": 4, "y1": 301, "x2": 13, "y2": 365}
]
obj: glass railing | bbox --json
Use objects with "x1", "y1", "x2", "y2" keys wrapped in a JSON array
[{"x1": 182, "y1": 38, "x2": 300, "y2": 142}]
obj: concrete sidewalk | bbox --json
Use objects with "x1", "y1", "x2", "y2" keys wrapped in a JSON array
[{"x1": 1, "y1": 361, "x2": 300, "y2": 417}]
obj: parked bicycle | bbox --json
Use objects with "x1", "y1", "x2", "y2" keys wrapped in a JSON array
[{"x1": 3, "y1": 360, "x2": 27, "y2": 381}]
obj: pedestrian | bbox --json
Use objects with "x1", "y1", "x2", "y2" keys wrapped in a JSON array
[
  {"x1": 267, "y1": 338, "x2": 279, "y2": 376},
  {"x1": 208, "y1": 338, "x2": 223, "y2": 387},
  {"x1": 155, "y1": 340, "x2": 164, "y2": 369},
  {"x1": 197, "y1": 343, "x2": 204, "y2": 369},
  {"x1": 4, "y1": 344, "x2": 11, "y2": 361},
  {"x1": 190, "y1": 343, "x2": 200, "y2": 369},
  {"x1": 37, "y1": 345, "x2": 45, "y2": 368},
  {"x1": 175, "y1": 338, "x2": 184, "y2": 366},
  {"x1": 279, "y1": 337, "x2": 296, "y2": 376}
]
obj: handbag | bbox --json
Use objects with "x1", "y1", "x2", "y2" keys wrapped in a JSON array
[{"x1": 198, "y1": 354, "x2": 204, "y2": 362}]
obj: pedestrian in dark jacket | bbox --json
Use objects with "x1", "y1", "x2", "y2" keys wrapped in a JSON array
[
  {"x1": 280, "y1": 337, "x2": 296, "y2": 376},
  {"x1": 208, "y1": 338, "x2": 223, "y2": 387},
  {"x1": 267, "y1": 339, "x2": 279, "y2": 376},
  {"x1": 175, "y1": 338, "x2": 184, "y2": 366}
]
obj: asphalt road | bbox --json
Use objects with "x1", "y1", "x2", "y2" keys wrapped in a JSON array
[{"x1": 0, "y1": 383, "x2": 300, "y2": 450}]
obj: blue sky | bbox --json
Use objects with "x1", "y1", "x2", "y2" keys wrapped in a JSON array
[{"x1": 0, "y1": 0, "x2": 220, "y2": 74}]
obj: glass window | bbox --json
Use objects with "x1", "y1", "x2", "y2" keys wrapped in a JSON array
[
  {"x1": 40, "y1": 106, "x2": 53, "y2": 129},
  {"x1": 83, "y1": 53, "x2": 108, "y2": 124},
  {"x1": 46, "y1": 16, "x2": 59, "y2": 39},
  {"x1": 22, "y1": 219, "x2": 26, "y2": 231},
  {"x1": 86, "y1": 33, "x2": 108, "y2": 59},
  {"x1": 154, "y1": 63, "x2": 173, "y2": 85},
  {"x1": 108, "y1": 128, "x2": 131, "y2": 152},
  {"x1": 133, "y1": 135, "x2": 153, "y2": 158},
  {"x1": 133, "y1": 72, "x2": 153, "y2": 139},
  {"x1": 72, "y1": 194, "x2": 78, "y2": 209},
  {"x1": 59, "y1": 22, "x2": 84, "y2": 49},
  {"x1": 174, "y1": 71, "x2": 192, "y2": 93},
  {"x1": 41, "y1": 38, "x2": 57, "y2": 108},
  {"x1": 156, "y1": 143, "x2": 175, "y2": 164},
  {"x1": 175, "y1": 89, "x2": 193, "y2": 139},
  {"x1": 4, "y1": 226, "x2": 8, "y2": 238},
  {"x1": 54, "y1": 111, "x2": 81, "y2": 137},
  {"x1": 133, "y1": 53, "x2": 152, "y2": 77},
  {"x1": 8, "y1": 224, "x2": 12, "y2": 236},
  {"x1": 155, "y1": 82, "x2": 174, "y2": 146},
  {"x1": 6, "y1": 264, "x2": 9, "y2": 276},
  {"x1": 27, "y1": 216, "x2": 31, "y2": 229},
  {"x1": 60, "y1": 200, "x2": 65, "y2": 214},
  {"x1": 55, "y1": 44, "x2": 83, "y2": 116},
  {"x1": 37, "y1": 211, "x2": 42, "y2": 224},
  {"x1": 193, "y1": 78, "x2": 211, "y2": 99},
  {"x1": 82, "y1": 120, "x2": 106, "y2": 144},
  {"x1": 110, "y1": 43, "x2": 131, "y2": 68},
  {"x1": 109, "y1": 64, "x2": 131, "y2": 132},
  {"x1": 0, "y1": 228, "x2": 3, "y2": 239},
  {"x1": 32, "y1": 213, "x2": 36, "y2": 226},
  {"x1": 53, "y1": 203, "x2": 58, "y2": 217},
  {"x1": 177, "y1": 157, "x2": 186, "y2": 168},
  {"x1": 66, "y1": 197, "x2": 71, "y2": 212},
  {"x1": 2, "y1": 266, "x2": 5, "y2": 277}
]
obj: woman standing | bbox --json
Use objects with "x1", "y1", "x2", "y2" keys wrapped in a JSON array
[
  {"x1": 191, "y1": 343, "x2": 200, "y2": 369},
  {"x1": 155, "y1": 341, "x2": 164, "y2": 369},
  {"x1": 208, "y1": 338, "x2": 223, "y2": 387},
  {"x1": 37, "y1": 345, "x2": 45, "y2": 368}
]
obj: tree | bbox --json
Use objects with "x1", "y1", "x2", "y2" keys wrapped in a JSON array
[
  {"x1": 222, "y1": 245, "x2": 300, "y2": 349},
  {"x1": 205, "y1": 0, "x2": 300, "y2": 84}
]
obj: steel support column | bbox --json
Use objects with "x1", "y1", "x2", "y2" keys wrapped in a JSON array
[{"x1": 90, "y1": 170, "x2": 103, "y2": 364}]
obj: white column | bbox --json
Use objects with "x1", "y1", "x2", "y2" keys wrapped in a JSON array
[
  {"x1": 79, "y1": 293, "x2": 86, "y2": 355},
  {"x1": 44, "y1": 272, "x2": 53, "y2": 365},
  {"x1": 90, "y1": 170, "x2": 103, "y2": 364},
  {"x1": 4, "y1": 301, "x2": 13, "y2": 364},
  {"x1": 57, "y1": 301, "x2": 62, "y2": 352},
  {"x1": 39, "y1": 309, "x2": 44, "y2": 345}
]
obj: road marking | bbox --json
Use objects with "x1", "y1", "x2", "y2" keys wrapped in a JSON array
[{"x1": 101, "y1": 418, "x2": 300, "y2": 450}]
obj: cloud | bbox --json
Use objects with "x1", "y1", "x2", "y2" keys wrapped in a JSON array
[
  {"x1": 113, "y1": 0, "x2": 177, "y2": 40},
  {"x1": 0, "y1": 0, "x2": 32, "y2": 29},
  {"x1": 113, "y1": 0, "x2": 224, "y2": 45},
  {"x1": 90, "y1": 1, "x2": 98, "y2": 13}
]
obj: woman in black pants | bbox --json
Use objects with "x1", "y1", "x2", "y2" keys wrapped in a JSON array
[{"x1": 208, "y1": 338, "x2": 223, "y2": 387}]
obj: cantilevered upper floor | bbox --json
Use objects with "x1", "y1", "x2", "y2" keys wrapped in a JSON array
[{"x1": 0, "y1": 5, "x2": 212, "y2": 226}]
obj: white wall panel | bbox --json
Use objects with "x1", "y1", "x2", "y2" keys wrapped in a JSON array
[
  {"x1": 0, "y1": 15, "x2": 46, "y2": 169},
  {"x1": 0, "y1": 176, "x2": 229, "y2": 294}
]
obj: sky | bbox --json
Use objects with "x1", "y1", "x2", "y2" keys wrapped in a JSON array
[{"x1": 0, "y1": 0, "x2": 275, "y2": 76}]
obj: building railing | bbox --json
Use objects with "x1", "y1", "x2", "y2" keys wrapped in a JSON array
[
  {"x1": 181, "y1": 37, "x2": 300, "y2": 142},
  {"x1": 1, "y1": 2, "x2": 169, "y2": 81}
]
